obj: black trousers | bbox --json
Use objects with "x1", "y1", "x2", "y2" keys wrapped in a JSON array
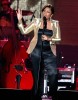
[{"x1": 30, "y1": 48, "x2": 58, "y2": 99}]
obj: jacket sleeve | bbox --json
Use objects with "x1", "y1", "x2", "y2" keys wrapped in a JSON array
[
  {"x1": 51, "y1": 20, "x2": 61, "y2": 44},
  {"x1": 17, "y1": 20, "x2": 35, "y2": 35}
]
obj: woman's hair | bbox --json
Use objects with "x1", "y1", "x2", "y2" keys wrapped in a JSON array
[{"x1": 42, "y1": 4, "x2": 54, "y2": 14}]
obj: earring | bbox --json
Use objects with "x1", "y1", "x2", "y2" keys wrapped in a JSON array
[{"x1": 50, "y1": 17, "x2": 52, "y2": 21}]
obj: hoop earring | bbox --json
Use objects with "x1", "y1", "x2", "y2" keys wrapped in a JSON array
[{"x1": 50, "y1": 17, "x2": 52, "y2": 21}]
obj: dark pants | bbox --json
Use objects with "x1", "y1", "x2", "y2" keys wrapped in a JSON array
[{"x1": 30, "y1": 48, "x2": 58, "y2": 99}]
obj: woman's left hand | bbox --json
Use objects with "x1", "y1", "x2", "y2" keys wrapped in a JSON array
[{"x1": 42, "y1": 35, "x2": 51, "y2": 41}]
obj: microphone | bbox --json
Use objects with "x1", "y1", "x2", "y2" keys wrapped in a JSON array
[
  {"x1": 30, "y1": 10, "x2": 36, "y2": 21},
  {"x1": 43, "y1": 16, "x2": 47, "y2": 29},
  {"x1": 43, "y1": 16, "x2": 46, "y2": 21}
]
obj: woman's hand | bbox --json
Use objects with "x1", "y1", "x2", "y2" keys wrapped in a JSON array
[
  {"x1": 16, "y1": 9, "x2": 22, "y2": 23},
  {"x1": 42, "y1": 35, "x2": 51, "y2": 41}
]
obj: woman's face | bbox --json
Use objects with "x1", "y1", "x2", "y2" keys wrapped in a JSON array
[{"x1": 42, "y1": 7, "x2": 53, "y2": 20}]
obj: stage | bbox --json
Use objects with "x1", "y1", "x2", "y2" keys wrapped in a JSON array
[{"x1": 0, "y1": 89, "x2": 78, "y2": 100}]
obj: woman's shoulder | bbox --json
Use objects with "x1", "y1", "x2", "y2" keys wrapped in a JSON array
[
  {"x1": 33, "y1": 18, "x2": 41, "y2": 22},
  {"x1": 52, "y1": 19, "x2": 59, "y2": 23},
  {"x1": 32, "y1": 18, "x2": 41, "y2": 24}
]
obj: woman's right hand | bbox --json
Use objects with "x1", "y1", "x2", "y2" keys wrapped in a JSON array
[{"x1": 16, "y1": 9, "x2": 22, "y2": 22}]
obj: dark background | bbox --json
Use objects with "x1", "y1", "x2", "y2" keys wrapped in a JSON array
[{"x1": 53, "y1": 0, "x2": 78, "y2": 67}]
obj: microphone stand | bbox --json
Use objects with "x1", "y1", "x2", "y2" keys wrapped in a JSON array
[
  {"x1": 41, "y1": 17, "x2": 48, "y2": 98},
  {"x1": 41, "y1": 17, "x2": 52, "y2": 100},
  {"x1": 42, "y1": 16, "x2": 47, "y2": 50}
]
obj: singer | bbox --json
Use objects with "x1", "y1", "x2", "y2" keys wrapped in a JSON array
[{"x1": 16, "y1": 4, "x2": 61, "y2": 100}]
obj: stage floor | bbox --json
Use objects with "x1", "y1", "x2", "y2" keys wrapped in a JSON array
[{"x1": 0, "y1": 89, "x2": 78, "y2": 100}]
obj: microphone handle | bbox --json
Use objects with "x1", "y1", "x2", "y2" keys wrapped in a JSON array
[
  {"x1": 43, "y1": 16, "x2": 47, "y2": 29},
  {"x1": 44, "y1": 21, "x2": 47, "y2": 29}
]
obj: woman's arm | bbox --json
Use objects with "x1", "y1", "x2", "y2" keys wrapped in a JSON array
[
  {"x1": 51, "y1": 20, "x2": 61, "y2": 44},
  {"x1": 16, "y1": 9, "x2": 34, "y2": 35}
]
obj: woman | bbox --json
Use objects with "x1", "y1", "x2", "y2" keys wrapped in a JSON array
[{"x1": 17, "y1": 4, "x2": 61, "y2": 100}]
